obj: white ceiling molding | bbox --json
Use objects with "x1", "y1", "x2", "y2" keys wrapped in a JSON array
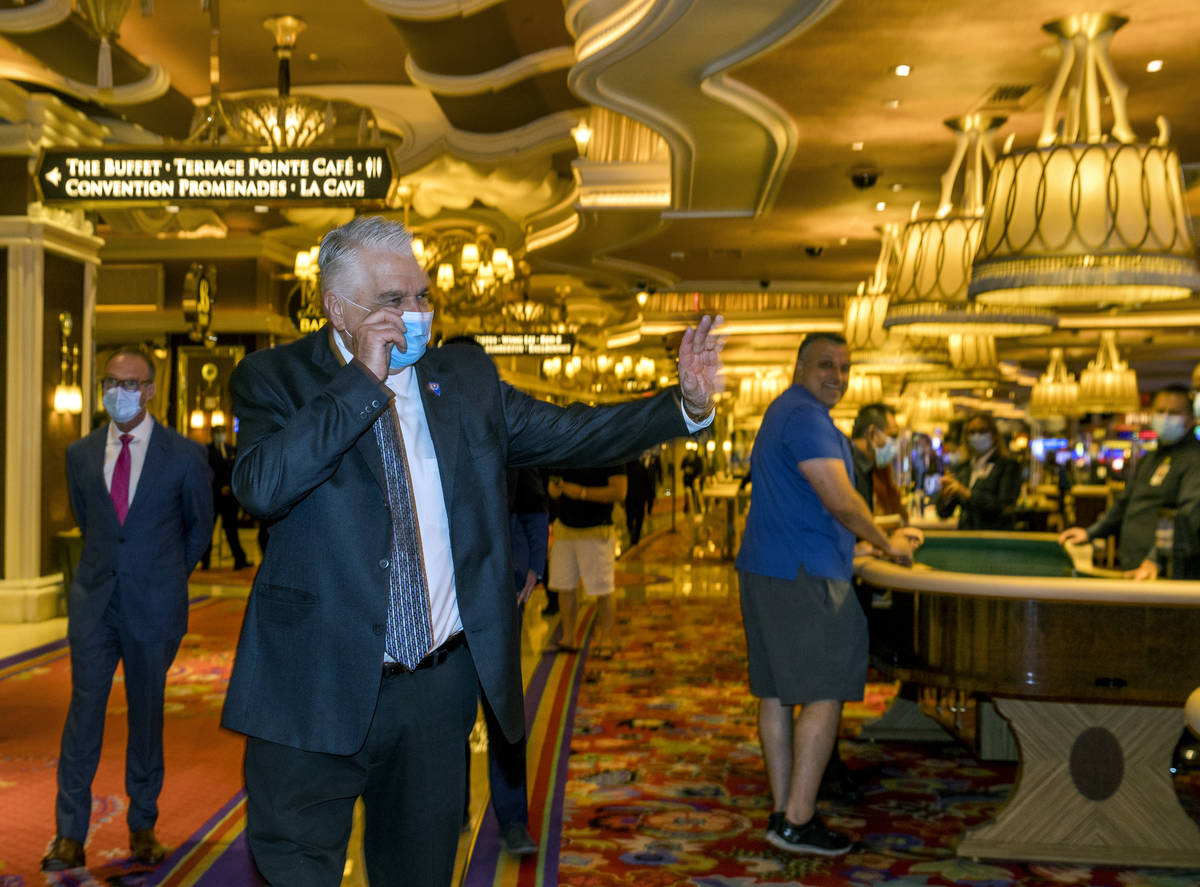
[
  {"x1": 405, "y1": 47, "x2": 576, "y2": 97},
  {"x1": 567, "y1": 0, "x2": 843, "y2": 218},
  {"x1": 0, "y1": 0, "x2": 72, "y2": 33},
  {"x1": 400, "y1": 153, "x2": 566, "y2": 224},
  {"x1": 60, "y1": 62, "x2": 171, "y2": 106},
  {"x1": 363, "y1": 0, "x2": 505, "y2": 20}
]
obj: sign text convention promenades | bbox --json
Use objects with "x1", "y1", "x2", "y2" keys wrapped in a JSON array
[{"x1": 35, "y1": 148, "x2": 393, "y2": 206}]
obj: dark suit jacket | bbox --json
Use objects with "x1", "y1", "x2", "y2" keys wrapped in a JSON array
[
  {"x1": 207, "y1": 442, "x2": 236, "y2": 497},
  {"x1": 65, "y1": 420, "x2": 213, "y2": 643},
  {"x1": 222, "y1": 330, "x2": 692, "y2": 755},
  {"x1": 935, "y1": 451, "x2": 1021, "y2": 530}
]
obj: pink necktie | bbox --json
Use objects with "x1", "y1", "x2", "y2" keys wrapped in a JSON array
[{"x1": 111, "y1": 433, "x2": 133, "y2": 524}]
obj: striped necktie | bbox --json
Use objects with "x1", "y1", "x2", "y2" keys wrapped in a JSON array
[
  {"x1": 373, "y1": 409, "x2": 433, "y2": 669},
  {"x1": 110, "y1": 433, "x2": 133, "y2": 524}
]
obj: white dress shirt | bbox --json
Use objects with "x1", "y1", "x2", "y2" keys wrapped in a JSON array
[
  {"x1": 332, "y1": 336, "x2": 463, "y2": 654},
  {"x1": 103, "y1": 411, "x2": 155, "y2": 503}
]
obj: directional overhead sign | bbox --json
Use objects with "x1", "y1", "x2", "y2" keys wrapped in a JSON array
[{"x1": 35, "y1": 148, "x2": 394, "y2": 207}]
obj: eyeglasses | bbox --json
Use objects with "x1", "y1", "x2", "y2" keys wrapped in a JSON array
[{"x1": 101, "y1": 377, "x2": 150, "y2": 392}]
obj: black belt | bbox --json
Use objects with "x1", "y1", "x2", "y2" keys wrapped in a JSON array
[{"x1": 382, "y1": 633, "x2": 465, "y2": 677}]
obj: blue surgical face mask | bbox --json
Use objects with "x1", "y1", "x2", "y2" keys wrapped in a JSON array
[
  {"x1": 339, "y1": 296, "x2": 434, "y2": 370},
  {"x1": 389, "y1": 310, "x2": 433, "y2": 369},
  {"x1": 102, "y1": 386, "x2": 143, "y2": 424},
  {"x1": 1151, "y1": 413, "x2": 1188, "y2": 446},
  {"x1": 968, "y1": 432, "x2": 994, "y2": 454},
  {"x1": 874, "y1": 435, "x2": 898, "y2": 468}
]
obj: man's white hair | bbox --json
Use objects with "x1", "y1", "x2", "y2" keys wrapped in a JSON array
[{"x1": 318, "y1": 215, "x2": 414, "y2": 302}]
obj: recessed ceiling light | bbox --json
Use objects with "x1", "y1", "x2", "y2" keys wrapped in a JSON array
[
  {"x1": 884, "y1": 99, "x2": 901, "y2": 109},
  {"x1": 309, "y1": 52, "x2": 320, "y2": 62},
  {"x1": 165, "y1": 205, "x2": 180, "y2": 214},
  {"x1": 851, "y1": 141, "x2": 864, "y2": 151},
  {"x1": 253, "y1": 205, "x2": 269, "y2": 213},
  {"x1": 875, "y1": 201, "x2": 887, "y2": 212},
  {"x1": 838, "y1": 237, "x2": 849, "y2": 246},
  {"x1": 1146, "y1": 59, "x2": 1164, "y2": 72},
  {"x1": 894, "y1": 64, "x2": 911, "y2": 77},
  {"x1": 891, "y1": 183, "x2": 903, "y2": 192}
]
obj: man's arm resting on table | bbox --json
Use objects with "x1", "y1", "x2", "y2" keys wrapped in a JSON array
[{"x1": 799, "y1": 458, "x2": 912, "y2": 562}]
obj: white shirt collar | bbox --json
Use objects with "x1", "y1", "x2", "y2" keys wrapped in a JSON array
[{"x1": 108, "y1": 409, "x2": 154, "y2": 444}]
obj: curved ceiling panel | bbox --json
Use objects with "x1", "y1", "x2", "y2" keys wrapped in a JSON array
[{"x1": 568, "y1": 0, "x2": 843, "y2": 218}]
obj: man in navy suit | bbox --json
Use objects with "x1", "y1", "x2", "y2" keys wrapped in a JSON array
[
  {"x1": 221, "y1": 215, "x2": 725, "y2": 887},
  {"x1": 42, "y1": 347, "x2": 213, "y2": 872}
]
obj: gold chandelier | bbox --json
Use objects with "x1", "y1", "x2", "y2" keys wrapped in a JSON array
[
  {"x1": 903, "y1": 333, "x2": 1001, "y2": 390},
  {"x1": 885, "y1": 115, "x2": 1056, "y2": 337},
  {"x1": 413, "y1": 228, "x2": 521, "y2": 320},
  {"x1": 189, "y1": 13, "x2": 377, "y2": 150},
  {"x1": 1077, "y1": 331, "x2": 1139, "y2": 414},
  {"x1": 1029, "y1": 347, "x2": 1082, "y2": 419},
  {"x1": 844, "y1": 225, "x2": 949, "y2": 374},
  {"x1": 970, "y1": 13, "x2": 1200, "y2": 307}
]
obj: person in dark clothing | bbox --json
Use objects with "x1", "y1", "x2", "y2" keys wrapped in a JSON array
[
  {"x1": 624, "y1": 456, "x2": 653, "y2": 546},
  {"x1": 473, "y1": 467, "x2": 547, "y2": 855},
  {"x1": 849, "y1": 403, "x2": 898, "y2": 510},
  {"x1": 935, "y1": 412, "x2": 1021, "y2": 530},
  {"x1": 200, "y1": 425, "x2": 251, "y2": 571},
  {"x1": 1060, "y1": 386, "x2": 1200, "y2": 579},
  {"x1": 681, "y1": 447, "x2": 704, "y2": 514}
]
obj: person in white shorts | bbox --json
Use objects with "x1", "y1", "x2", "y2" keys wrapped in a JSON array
[{"x1": 546, "y1": 465, "x2": 627, "y2": 659}]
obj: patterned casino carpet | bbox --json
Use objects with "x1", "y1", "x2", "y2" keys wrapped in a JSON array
[
  {"x1": 0, "y1": 596, "x2": 253, "y2": 887},
  {"x1": 542, "y1": 596, "x2": 1200, "y2": 887}
]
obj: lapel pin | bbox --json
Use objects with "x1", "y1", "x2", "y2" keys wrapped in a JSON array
[{"x1": 428, "y1": 381, "x2": 441, "y2": 396}]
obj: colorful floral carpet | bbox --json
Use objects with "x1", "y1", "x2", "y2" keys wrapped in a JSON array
[
  {"x1": 0, "y1": 596, "x2": 252, "y2": 886},
  {"x1": 547, "y1": 596, "x2": 1200, "y2": 887}
]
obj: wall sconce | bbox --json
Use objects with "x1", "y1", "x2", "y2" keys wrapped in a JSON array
[
  {"x1": 705, "y1": 439, "x2": 716, "y2": 454},
  {"x1": 722, "y1": 440, "x2": 733, "y2": 455},
  {"x1": 53, "y1": 311, "x2": 83, "y2": 415}
]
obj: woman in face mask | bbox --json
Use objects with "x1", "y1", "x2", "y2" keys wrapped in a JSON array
[{"x1": 934, "y1": 412, "x2": 1022, "y2": 530}]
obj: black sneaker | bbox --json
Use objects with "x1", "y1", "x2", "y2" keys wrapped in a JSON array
[
  {"x1": 766, "y1": 814, "x2": 853, "y2": 856},
  {"x1": 766, "y1": 811, "x2": 785, "y2": 837}
]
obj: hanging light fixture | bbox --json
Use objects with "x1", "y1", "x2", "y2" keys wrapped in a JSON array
[
  {"x1": 1077, "y1": 331, "x2": 1139, "y2": 413},
  {"x1": 903, "y1": 333, "x2": 1002, "y2": 390},
  {"x1": 845, "y1": 224, "x2": 948, "y2": 374},
  {"x1": 970, "y1": 13, "x2": 1200, "y2": 307},
  {"x1": 906, "y1": 386, "x2": 955, "y2": 429},
  {"x1": 884, "y1": 114, "x2": 1056, "y2": 337},
  {"x1": 1029, "y1": 347, "x2": 1082, "y2": 419},
  {"x1": 394, "y1": 184, "x2": 525, "y2": 320},
  {"x1": 190, "y1": 11, "x2": 377, "y2": 149}
]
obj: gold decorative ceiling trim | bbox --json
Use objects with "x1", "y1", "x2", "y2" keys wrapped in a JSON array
[
  {"x1": 567, "y1": 0, "x2": 842, "y2": 218},
  {"x1": 364, "y1": 0, "x2": 506, "y2": 21},
  {"x1": 404, "y1": 46, "x2": 575, "y2": 96},
  {"x1": 0, "y1": 0, "x2": 71, "y2": 33}
]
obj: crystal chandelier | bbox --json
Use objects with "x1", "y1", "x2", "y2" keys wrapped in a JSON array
[
  {"x1": 1029, "y1": 347, "x2": 1082, "y2": 419},
  {"x1": 1077, "y1": 331, "x2": 1139, "y2": 414},
  {"x1": 884, "y1": 115, "x2": 1056, "y2": 337},
  {"x1": 413, "y1": 227, "x2": 521, "y2": 320},
  {"x1": 970, "y1": 13, "x2": 1200, "y2": 307}
]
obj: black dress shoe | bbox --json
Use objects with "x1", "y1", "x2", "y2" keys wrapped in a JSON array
[
  {"x1": 130, "y1": 828, "x2": 169, "y2": 865},
  {"x1": 233, "y1": 560, "x2": 254, "y2": 571},
  {"x1": 41, "y1": 836, "x2": 85, "y2": 871}
]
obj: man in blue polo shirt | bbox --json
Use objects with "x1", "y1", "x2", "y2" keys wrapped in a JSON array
[{"x1": 736, "y1": 332, "x2": 916, "y2": 856}]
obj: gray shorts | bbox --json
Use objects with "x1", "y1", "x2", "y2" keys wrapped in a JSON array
[{"x1": 738, "y1": 568, "x2": 868, "y2": 705}]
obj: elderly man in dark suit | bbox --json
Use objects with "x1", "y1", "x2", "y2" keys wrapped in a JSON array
[
  {"x1": 221, "y1": 215, "x2": 725, "y2": 887},
  {"x1": 42, "y1": 347, "x2": 213, "y2": 872}
]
